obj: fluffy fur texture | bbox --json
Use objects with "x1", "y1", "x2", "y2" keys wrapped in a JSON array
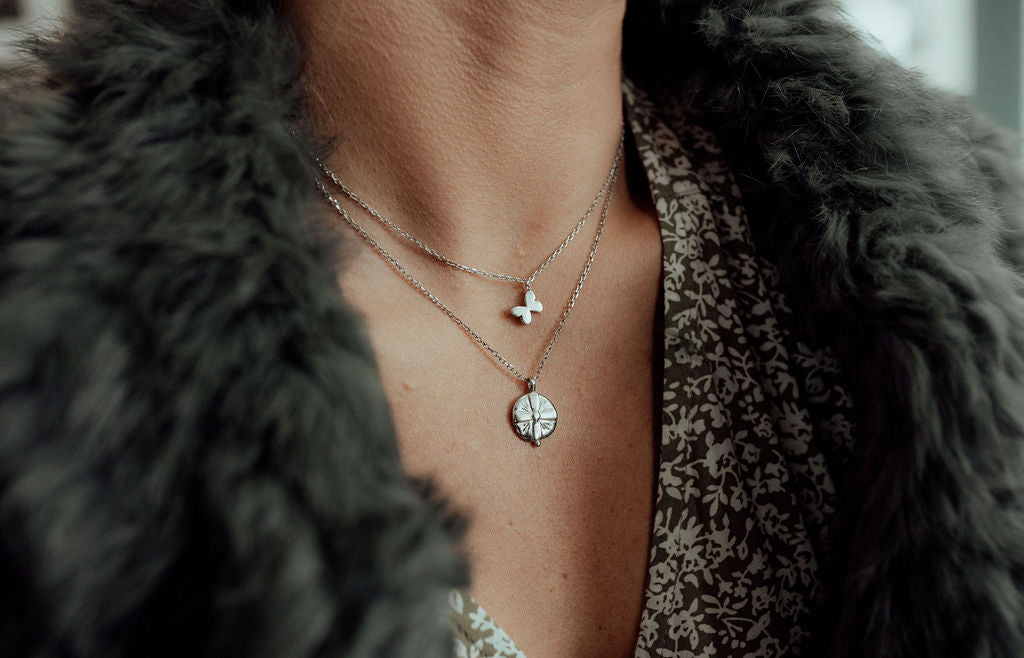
[
  {"x1": 1, "y1": 2, "x2": 465, "y2": 656},
  {"x1": 1, "y1": 0, "x2": 1022, "y2": 655},
  {"x1": 627, "y1": 2, "x2": 1024, "y2": 654}
]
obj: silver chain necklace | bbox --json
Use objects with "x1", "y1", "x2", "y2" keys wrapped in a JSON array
[
  {"x1": 316, "y1": 149, "x2": 620, "y2": 446},
  {"x1": 318, "y1": 127, "x2": 624, "y2": 326}
]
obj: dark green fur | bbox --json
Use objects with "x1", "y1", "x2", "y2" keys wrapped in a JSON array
[{"x1": 1, "y1": 0, "x2": 1022, "y2": 655}]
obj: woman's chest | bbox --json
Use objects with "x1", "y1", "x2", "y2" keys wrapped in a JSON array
[
  {"x1": 393, "y1": 355, "x2": 662, "y2": 658},
  {"x1": 342, "y1": 205, "x2": 665, "y2": 656}
]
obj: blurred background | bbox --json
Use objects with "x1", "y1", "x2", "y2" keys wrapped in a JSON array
[
  {"x1": 1, "y1": 0, "x2": 1023, "y2": 134},
  {"x1": 841, "y1": 0, "x2": 1023, "y2": 135}
]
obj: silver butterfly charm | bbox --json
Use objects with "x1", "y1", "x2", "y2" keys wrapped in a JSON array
[{"x1": 511, "y1": 289, "x2": 543, "y2": 325}]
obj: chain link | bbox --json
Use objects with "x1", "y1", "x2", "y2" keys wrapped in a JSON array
[
  {"x1": 316, "y1": 144, "x2": 621, "y2": 385},
  {"x1": 319, "y1": 127, "x2": 624, "y2": 289}
]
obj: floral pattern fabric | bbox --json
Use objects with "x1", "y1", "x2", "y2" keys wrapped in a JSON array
[
  {"x1": 449, "y1": 590, "x2": 527, "y2": 658},
  {"x1": 449, "y1": 79, "x2": 856, "y2": 657}
]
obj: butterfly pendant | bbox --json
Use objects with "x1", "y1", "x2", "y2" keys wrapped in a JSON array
[{"x1": 511, "y1": 289, "x2": 543, "y2": 325}]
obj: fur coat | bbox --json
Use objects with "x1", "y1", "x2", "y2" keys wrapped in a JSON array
[{"x1": 1, "y1": 0, "x2": 1022, "y2": 655}]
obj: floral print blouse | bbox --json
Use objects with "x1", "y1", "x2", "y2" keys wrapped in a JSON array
[{"x1": 449, "y1": 79, "x2": 857, "y2": 658}]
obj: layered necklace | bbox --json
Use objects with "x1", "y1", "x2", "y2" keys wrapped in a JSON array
[{"x1": 316, "y1": 128, "x2": 623, "y2": 446}]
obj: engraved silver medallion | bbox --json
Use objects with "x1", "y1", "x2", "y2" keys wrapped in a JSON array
[{"x1": 511, "y1": 389, "x2": 557, "y2": 446}]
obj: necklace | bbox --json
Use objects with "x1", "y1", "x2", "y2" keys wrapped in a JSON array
[
  {"x1": 319, "y1": 127, "x2": 624, "y2": 325},
  {"x1": 316, "y1": 147, "x2": 620, "y2": 446}
]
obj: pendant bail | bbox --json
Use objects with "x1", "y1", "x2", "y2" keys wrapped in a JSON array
[{"x1": 528, "y1": 377, "x2": 537, "y2": 392}]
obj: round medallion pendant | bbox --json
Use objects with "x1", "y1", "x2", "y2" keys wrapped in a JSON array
[{"x1": 511, "y1": 391, "x2": 557, "y2": 446}]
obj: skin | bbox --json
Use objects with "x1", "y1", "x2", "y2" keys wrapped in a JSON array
[{"x1": 284, "y1": 2, "x2": 664, "y2": 655}]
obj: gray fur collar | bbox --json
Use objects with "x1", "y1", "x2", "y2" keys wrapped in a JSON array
[{"x1": 1, "y1": 0, "x2": 1022, "y2": 655}]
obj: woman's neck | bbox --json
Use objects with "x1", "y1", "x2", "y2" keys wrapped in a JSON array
[{"x1": 284, "y1": 0, "x2": 627, "y2": 269}]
